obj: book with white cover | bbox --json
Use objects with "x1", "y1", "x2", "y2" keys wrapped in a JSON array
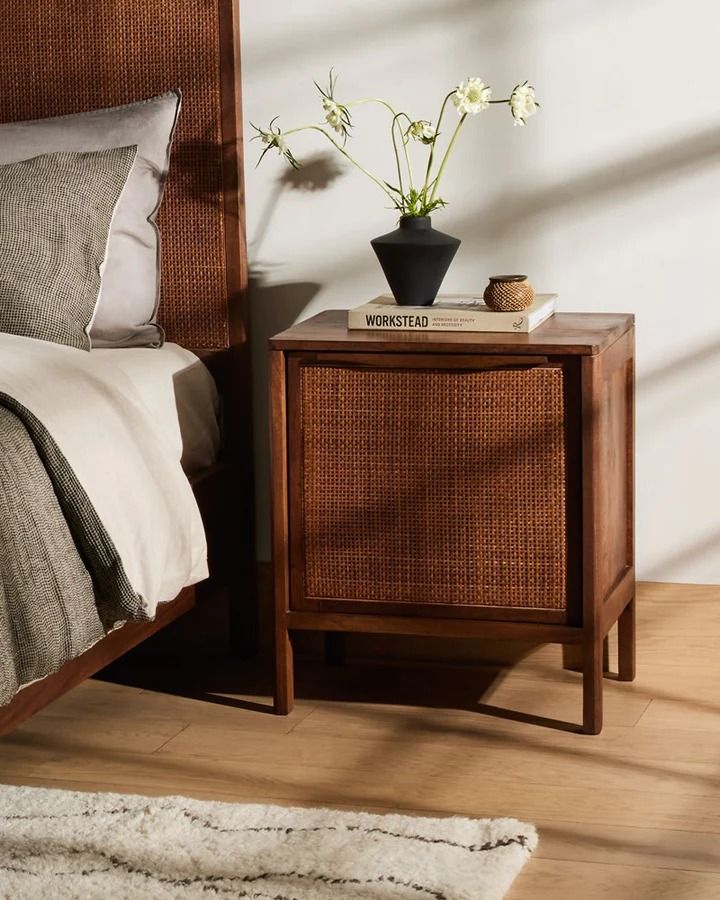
[{"x1": 348, "y1": 293, "x2": 557, "y2": 333}]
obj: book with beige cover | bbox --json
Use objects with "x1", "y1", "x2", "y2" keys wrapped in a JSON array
[{"x1": 348, "y1": 293, "x2": 557, "y2": 333}]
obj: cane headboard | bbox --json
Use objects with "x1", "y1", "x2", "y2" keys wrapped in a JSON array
[{"x1": 0, "y1": 0, "x2": 247, "y2": 351}]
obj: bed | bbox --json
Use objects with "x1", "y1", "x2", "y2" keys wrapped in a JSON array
[{"x1": 0, "y1": 0, "x2": 255, "y2": 736}]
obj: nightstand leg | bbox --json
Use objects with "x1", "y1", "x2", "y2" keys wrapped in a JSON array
[
  {"x1": 564, "y1": 641, "x2": 609, "y2": 673},
  {"x1": 618, "y1": 595, "x2": 636, "y2": 682},
  {"x1": 582, "y1": 637, "x2": 604, "y2": 734},
  {"x1": 274, "y1": 619, "x2": 294, "y2": 715},
  {"x1": 562, "y1": 644, "x2": 582, "y2": 672},
  {"x1": 603, "y1": 635, "x2": 610, "y2": 673}
]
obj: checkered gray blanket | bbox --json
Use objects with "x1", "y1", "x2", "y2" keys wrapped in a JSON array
[{"x1": 0, "y1": 398, "x2": 146, "y2": 707}]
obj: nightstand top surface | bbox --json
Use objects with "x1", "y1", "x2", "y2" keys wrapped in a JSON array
[{"x1": 270, "y1": 310, "x2": 634, "y2": 356}]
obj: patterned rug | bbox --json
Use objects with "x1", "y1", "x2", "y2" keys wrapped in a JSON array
[{"x1": 0, "y1": 784, "x2": 537, "y2": 899}]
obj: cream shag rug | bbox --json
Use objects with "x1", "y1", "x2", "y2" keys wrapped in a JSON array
[{"x1": 0, "y1": 785, "x2": 537, "y2": 900}]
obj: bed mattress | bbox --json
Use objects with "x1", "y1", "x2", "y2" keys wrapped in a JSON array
[{"x1": 92, "y1": 343, "x2": 221, "y2": 475}]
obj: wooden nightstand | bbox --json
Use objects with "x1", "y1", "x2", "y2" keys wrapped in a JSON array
[{"x1": 269, "y1": 310, "x2": 635, "y2": 734}]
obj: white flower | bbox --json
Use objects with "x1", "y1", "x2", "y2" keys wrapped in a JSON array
[
  {"x1": 407, "y1": 120, "x2": 436, "y2": 144},
  {"x1": 453, "y1": 77, "x2": 491, "y2": 116},
  {"x1": 253, "y1": 120, "x2": 300, "y2": 169},
  {"x1": 322, "y1": 97, "x2": 352, "y2": 140},
  {"x1": 510, "y1": 81, "x2": 538, "y2": 126},
  {"x1": 261, "y1": 130, "x2": 286, "y2": 153},
  {"x1": 322, "y1": 98, "x2": 343, "y2": 133}
]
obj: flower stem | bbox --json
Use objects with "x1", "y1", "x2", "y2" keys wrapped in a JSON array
[
  {"x1": 349, "y1": 98, "x2": 415, "y2": 192},
  {"x1": 390, "y1": 114, "x2": 404, "y2": 196},
  {"x1": 429, "y1": 113, "x2": 466, "y2": 203},
  {"x1": 283, "y1": 125, "x2": 400, "y2": 201},
  {"x1": 424, "y1": 91, "x2": 454, "y2": 192},
  {"x1": 392, "y1": 113, "x2": 416, "y2": 192},
  {"x1": 347, "y1": 97, "x2": 398, "y2": 116},
  {"x1": 397, "y1": 114, "x2": 415, "y2": 191}
]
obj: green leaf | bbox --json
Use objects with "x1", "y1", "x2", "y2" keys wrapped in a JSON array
[{"x1": 255, "y1": 144, "x2": 273, "y2": 168}]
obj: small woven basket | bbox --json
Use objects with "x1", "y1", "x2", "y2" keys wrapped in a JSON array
[{"x1": 484, "y1": 275, "x2": 535, "y2": 311}]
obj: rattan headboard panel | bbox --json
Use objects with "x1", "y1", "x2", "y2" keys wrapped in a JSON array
[{"x1": 0, "y1": 0, "x2": 246, "y2": 349}]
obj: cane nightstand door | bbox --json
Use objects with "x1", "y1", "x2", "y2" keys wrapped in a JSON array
[{"x1": 287, "y1": 353, "x2": 582, "y2": 625}]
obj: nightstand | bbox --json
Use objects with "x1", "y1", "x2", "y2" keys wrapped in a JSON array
[{"x1": 269, "y1": 310, "x2": 635, "y2": 734}]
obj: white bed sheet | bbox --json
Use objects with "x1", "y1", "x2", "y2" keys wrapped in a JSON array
[
  {"x1": 91, "y1": 343, "x2": 221, "y2": 475},
  {"x1": 0, "y1": 333, "x2": 208, "y2": 613}
]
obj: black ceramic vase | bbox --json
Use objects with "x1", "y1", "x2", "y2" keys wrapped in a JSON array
[{"x1": 371, "y1": 215, "x2": 461, "y2": 306}]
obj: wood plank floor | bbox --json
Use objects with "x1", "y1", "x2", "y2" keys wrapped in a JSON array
[{"x1": 1, "y1": 582, "x2": 719, "y2": 898}]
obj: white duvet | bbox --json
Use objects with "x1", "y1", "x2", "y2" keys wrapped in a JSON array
[{"x1": 0, "y1": 332, "x2": 208, "y2": 615}]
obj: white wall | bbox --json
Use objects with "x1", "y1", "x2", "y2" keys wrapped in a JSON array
[{"x1": 241, "y1": 0, "x2": 720, "y2": 583}]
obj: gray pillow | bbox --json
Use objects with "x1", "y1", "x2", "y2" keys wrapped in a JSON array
[
  {"x1": 0, "y1": 147, "x2": 137, "y2": 350},
  {"x1": 0, "y1": 91, "x2": 181, "y2": 348}
]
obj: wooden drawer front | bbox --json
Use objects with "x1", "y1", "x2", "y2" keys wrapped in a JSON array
[{"x1": 292, "y1": 358, "x2": 569, "y2": 616}]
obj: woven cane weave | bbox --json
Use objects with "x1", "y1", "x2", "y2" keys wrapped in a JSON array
[
  {"x1": 0, "y1": 1, "x2": 228, "y2": 348},
  {"x1": 483, "y1": 278, "x2": 535, "y2": 312},
  {"x1": 300, "y1": 365, "x2": 567, "y2": 610}
]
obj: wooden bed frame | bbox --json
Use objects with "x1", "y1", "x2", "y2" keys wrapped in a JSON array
[{"x1": 0, "y1": 0, "x2": 254, "y2": 737}]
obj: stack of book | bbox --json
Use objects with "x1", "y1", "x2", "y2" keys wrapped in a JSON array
[{"x1": 348, "y1": 293, "x2": 557, "y2": 334}]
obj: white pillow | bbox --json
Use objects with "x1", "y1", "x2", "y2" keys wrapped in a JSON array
[{"x1": 0, "y1": 91, "x2": 181, "y2": 348}]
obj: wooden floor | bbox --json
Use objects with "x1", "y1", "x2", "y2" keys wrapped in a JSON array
[{"x1": 1, "y1": 582, "x2": 719, "y2": 898}]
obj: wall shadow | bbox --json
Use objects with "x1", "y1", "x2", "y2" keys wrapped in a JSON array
[
  {"x1": 250, "y1": 274, "x2": 321, "y2": 570},
  {"x1": 249, "y1": 152, "x2": 347, "y2": 562},
  {"x1": 250, "y1": 152, "x2": 345, "y2": 262},
  {"x1": 638, "y1": 337, "x2": 720, "y2": 391},
  {"x1": 453, "y1": 125, "x2": 720, "y2": 251},
  {"x1": 243, "y1": 0, "x2": 644, "y2": 75},
  {"x1": 642, "y1": 528, "x2": 720, "y2": 583}
]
